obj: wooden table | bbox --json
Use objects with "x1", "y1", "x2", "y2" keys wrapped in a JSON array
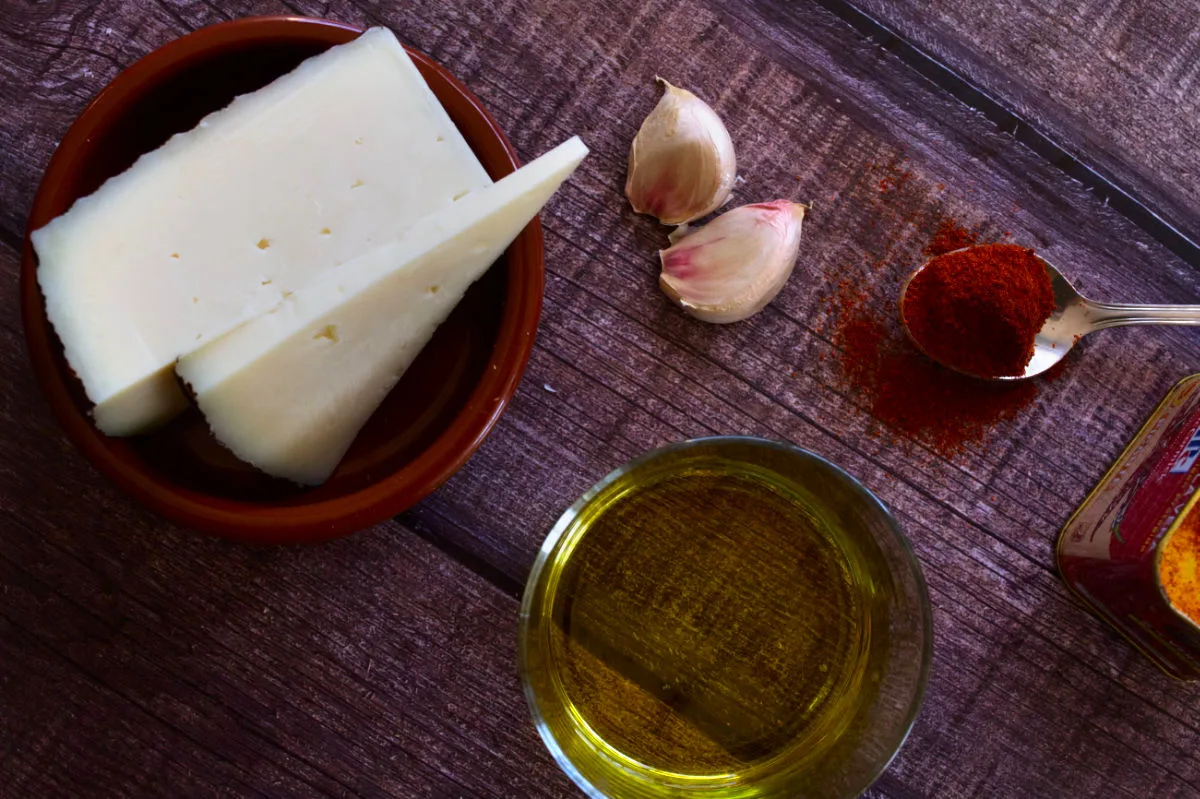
[{"x1": 4, "y1": 1, "x2": 1200, "y2": 796}]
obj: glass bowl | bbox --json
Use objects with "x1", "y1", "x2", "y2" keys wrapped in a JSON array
[{"x1": 519, "y1": 437, "x2": 931, "y2": 798}]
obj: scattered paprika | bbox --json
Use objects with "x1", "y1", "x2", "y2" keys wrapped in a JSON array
[
  {"x1": 825, "y1": 160, "x2": 1058, "y2": 456},
  {"x1": 902, "y1": 244, "x2": 1055, "y2": 378},
  {"x1": 834, "y1": 286, "x2": 1039, "y2": 455},
  {"x1": 923, "y1": 217, "x2": 977, "y2": 258}
]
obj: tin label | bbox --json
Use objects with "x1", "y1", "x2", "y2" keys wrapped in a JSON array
[{"x1": 1058, "y1": 374, "x2": 1200, "y2": 680}]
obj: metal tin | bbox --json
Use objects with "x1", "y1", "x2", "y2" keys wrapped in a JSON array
[{"x1": 1058, "y1": 374, "x2": 1200, "y2": 680}]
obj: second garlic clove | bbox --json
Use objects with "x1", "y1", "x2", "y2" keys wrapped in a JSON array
[
  {"x1": 625, "y1": 79, "x2": 737, "y2": 226},
  {"x1": 659, "y1": 200, "x2": 806, "y2": 324}
]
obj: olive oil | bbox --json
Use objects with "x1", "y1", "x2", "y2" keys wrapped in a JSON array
[{"x1": 519, "y1": 439, "x2": 926, "y2": 798}]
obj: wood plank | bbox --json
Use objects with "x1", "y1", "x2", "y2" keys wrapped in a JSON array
[
  {"x1": 0, "y1": 237, "x2": 573, "y2": 796},
  {"x1": 850, "y1": 0, "x2": 1200, "y2": 252},
  {"x1": 386, "y1": 0, "x2": 1200, "y2": 794},
  {"x1": 4, "y1": 0, "x2": 1200, "y2": 797}
]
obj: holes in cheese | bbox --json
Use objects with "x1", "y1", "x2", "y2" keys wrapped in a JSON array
[
  {"x1": 176, "y1": 136, "x2": 588, "y2": 485},
  {"x1": 313, "y1": 325, "x2": 340, "y2": 343},
  {"x1": 34, "y1": 27, "x2": 493, "y2": 436}
]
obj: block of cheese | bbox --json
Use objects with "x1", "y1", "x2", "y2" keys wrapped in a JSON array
[
  {"x1": 176, "y1": 136, "x2": 588, "y2": 485},
  {"x1": 34, "y1": 27, "x2": 492, "y2": 436}
]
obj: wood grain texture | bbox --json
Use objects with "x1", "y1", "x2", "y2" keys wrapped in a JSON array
[
  {"x1": 4, "y1": 0, "x2": 1200, "y2": 797},
  {"x1": 852, "y1": 0, "x2": 1200, "y2": 254},
  {"x1": 0, "y1": 260, "x2": 576, "y2": 799},
  {"x1": 0, "y1": 232, "x2": 575, "y2": 797}
]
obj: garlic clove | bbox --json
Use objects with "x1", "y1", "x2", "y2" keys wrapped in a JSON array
[
  {"x1": 659, "y1": 200, "x2": 805, "y2": 324},
  {"x1": 625, "y1": 78, "x2": 737, "y2": 226}
]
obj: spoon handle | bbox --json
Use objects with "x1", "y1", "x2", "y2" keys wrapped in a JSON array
[{"x1": 1083, "y1": 301, "x2": 1200, "y2": 330}]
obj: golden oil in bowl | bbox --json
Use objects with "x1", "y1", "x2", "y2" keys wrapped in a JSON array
[{"x1": 519, "y1": 437, "x2": 931, "y2": 798}]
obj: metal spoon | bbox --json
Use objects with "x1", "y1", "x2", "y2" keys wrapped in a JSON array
[{"x1": 900, "y1": 249, "x2": 1200, "y2": 380}]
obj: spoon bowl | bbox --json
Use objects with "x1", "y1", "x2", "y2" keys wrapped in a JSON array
[{"x1": 901, "y1": 248, "x2": 1200, "y2": 381}]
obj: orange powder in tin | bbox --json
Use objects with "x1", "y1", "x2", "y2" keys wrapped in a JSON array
[{"x1": 1160, "y1": 508, "x2": 1200, "y2": 623}]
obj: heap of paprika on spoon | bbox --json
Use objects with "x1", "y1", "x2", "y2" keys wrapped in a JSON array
[
  {"x1": 901, "y1": 243, "x2": 1200, "y2": 380},
  {"x1": 901, "y1": 244, "x2": 1055, "y2": 379}
]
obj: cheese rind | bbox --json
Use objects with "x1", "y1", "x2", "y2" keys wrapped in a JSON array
[
  {"x1": 177, "y1": 136, "x2": 588, "y2": 485},
  {"x1": 34, "y1": 27, "x2": 492, "y2": 435}
]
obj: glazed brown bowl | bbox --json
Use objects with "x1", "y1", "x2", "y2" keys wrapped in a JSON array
[{"x1": 20, "y1": 17, "x2": 543, "y2": 544}]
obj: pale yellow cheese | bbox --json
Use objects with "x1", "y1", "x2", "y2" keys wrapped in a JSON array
[
  {"x1": 34, "y1": 27, "x2": 492, "y2": 435},
  {"x1": 176, "y1": 136, "x2": 588, "y2": 485}
]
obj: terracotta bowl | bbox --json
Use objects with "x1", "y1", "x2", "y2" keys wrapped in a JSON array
[{"x1": 20, "y1": 17, "x2": 543, "y2": 544}]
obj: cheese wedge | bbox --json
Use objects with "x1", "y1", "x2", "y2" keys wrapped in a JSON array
[
  {"x1": 176, "y1": 136, "x2": 588, "y2": 485},
  {"x1": 34, "y1": 27, "x2": 492, "y2": 435}
]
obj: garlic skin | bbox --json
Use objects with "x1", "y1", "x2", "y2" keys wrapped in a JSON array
[
  {"x1": 625, "y1": 78, "x2": 737, "y2": 226},
  {"x1": 659, "y1": 200, "x2": 805, "y2": 324}
]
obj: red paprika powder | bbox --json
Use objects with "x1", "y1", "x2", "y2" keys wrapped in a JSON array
[
  {"x1": 833, "y1": 285, "x2": 1040, "y2": 455},
  {"x1": 824, "y1": 160, "x2": 1059, "y2": 455},
  {"x1": 902, "y1": 244, "x2": 1055, "y2": 378},
  {"x1": 923, "y1": 218, "x2": 977, "y2": 258}
]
